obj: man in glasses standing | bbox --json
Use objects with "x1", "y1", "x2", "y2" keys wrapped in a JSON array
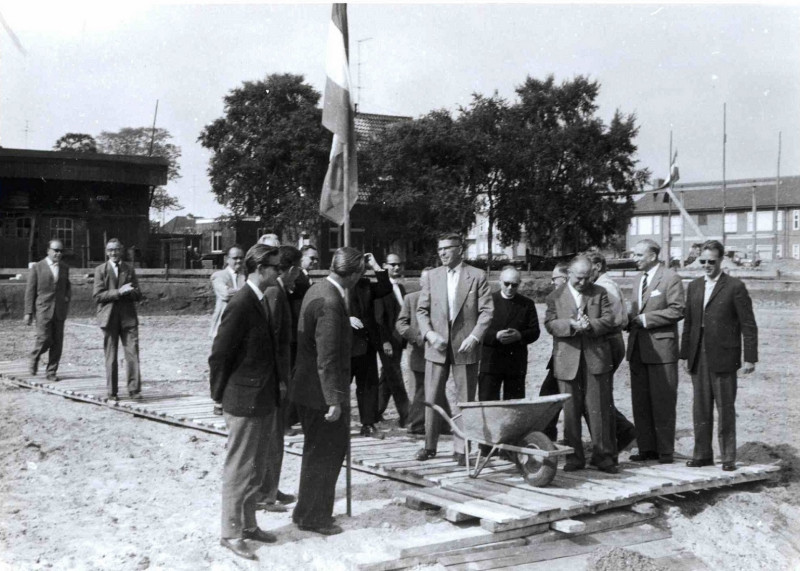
[
  {"x1": 478, "y1": 265, "x2": 539, "y2": 401},
  {"x1": 210, "y1": 245, "x2": 246, "y2": 339},
  {"x1": 24, "y1": 239, "x2": 72, "y2": 381},
  {"x1": 681, "y1": 240, "x2": 757, "y2": 472}
]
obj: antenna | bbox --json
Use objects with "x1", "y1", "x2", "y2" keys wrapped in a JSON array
[
  {"x1": 356, "y1": 37, "x2": 373, "y2": 109},
  {"x1": 23, "y1": 120, "x2": 32, "y2": 148}
]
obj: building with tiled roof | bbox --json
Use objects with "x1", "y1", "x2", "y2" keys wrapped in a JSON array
[{"x1": 354, "y1": 112, "x2": 412, "y2": 151}]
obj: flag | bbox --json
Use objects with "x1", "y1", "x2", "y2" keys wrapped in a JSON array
[{"x1": 319, "y1": 3, "x2": 358, "y2": 225}]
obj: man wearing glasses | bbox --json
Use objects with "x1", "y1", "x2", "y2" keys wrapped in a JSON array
[
  {"x1": 24, "y1": 239, "x2": 72, "y2": 381},
  {"x1": 478, "y1": 265, "x2": 539, "y2": 401},
  {"x1": 680, "y1": 240, "x2": 757, "y2": 472},
  {"x1": 210, "y1": 245, "x2": 246, "y2": 339},
  {"x1": 93, "y1": 238, "x2": 143, "y2": 401}
]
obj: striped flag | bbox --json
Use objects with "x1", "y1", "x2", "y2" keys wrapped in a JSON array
[{"x1": 319, "y1": 3, "x2": 358, "y2": 225}]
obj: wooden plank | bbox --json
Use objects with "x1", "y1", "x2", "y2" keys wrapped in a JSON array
[
  {"x1": 403, "y1": 488, "x2": 538, "y2": 526},
  {"x1": 355, "y1": 538, "x2": 529, "y2": 571},
  {"x1": 441, "y1": 479, "x2": 585, "y2": 516},
  {"x1": 398, "y1": 523, "x2": 549, "y2": 559},
  {"x1": 549, "y1": 519, "x2": 585, "y2": 534},
  {"x1": 551, "y1": 508, "x2": 657, "y2": 535}
]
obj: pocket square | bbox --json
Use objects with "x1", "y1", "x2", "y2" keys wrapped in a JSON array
[{"x1": 650, "y1": 289, "x2": 662, "y2": 297}]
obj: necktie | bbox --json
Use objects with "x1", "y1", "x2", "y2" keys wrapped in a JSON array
[
  {"x1": 448, "y1": 269, "x2": 457, "y2": 321},
  {"x1": 641, "y1": 272, "x2": 648, "y2": 299}
]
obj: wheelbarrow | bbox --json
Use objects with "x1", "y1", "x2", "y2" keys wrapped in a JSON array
[{"x1": 424, "y1": 394, "x2": 573, "y2": 487}]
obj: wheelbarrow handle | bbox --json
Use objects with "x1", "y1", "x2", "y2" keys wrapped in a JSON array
[{"x1": 422, "y1": 401, "x2": 467, "y2": 440}]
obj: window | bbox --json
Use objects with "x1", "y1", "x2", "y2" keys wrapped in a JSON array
[
  {"x1": 724, "y1": 213, "x2": 737, "y2": 234},
  {"x1": 628, "y1": 218, "x2": 638, "y2": 235},
  {"x1": 793, "y1": 210, "x2": 800, "y2": 231},
  {"x1": 793, "y1": 244, "x2": 800, "y2": 260},
  {"x1": 670, "y1": 247, "x2": 682, "y2": 262},
  {"x1": 777, "y1": 210, "x2": 784, "y2": 232},
  {"x1": 50, "y1": 218, "x2": 73, "y2": 248},
  {"x1": 211, "y1": 230, "x2": 222, "y2": 252},
  {"x1": 747, "y1": 211, "x2": 775, "y2": 233},
  {"x1": 1, "y1": 214, "x2": 31, "y2": 238},
  {"x1": 776, "y1": 244, "x2": 783, "y2": 258},
  {"x1": 697, "y1": 213, "x2": 708, "y2": 226},
  {"x1": 670, "y1": 215, "x2": 682, "y2": 235},
  {"x1": 631, "y1": 215, "x2": 661, "y2": 236}
]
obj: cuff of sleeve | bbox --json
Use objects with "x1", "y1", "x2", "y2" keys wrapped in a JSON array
[{"x1": 469, "y1": 334, "x2": 480, "y2": 344}]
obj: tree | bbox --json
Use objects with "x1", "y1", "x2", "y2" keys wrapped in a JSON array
[
  {"x1": 360, "y1": 109, "x2": 477, "y2": 263},
  {"x1": 495, "y1": 75, "x2": 649, "y2": 254},
  {"x1": 198, "y1": 73, "x2": 331, "y2": 238},
  {"x1": 53, "y1": 133, "x2": 98, "y2": 153},
  {"x1": 97, "y1": 127, "x2": 183, "y2": 216}
]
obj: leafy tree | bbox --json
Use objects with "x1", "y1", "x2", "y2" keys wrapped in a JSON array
[
  {"x1": 53, "y1": 133, "x2": 98, "y2": 153},
  {"x1": 496, "y1": 75, "x2": 649, "y2": 254},
  {"x1": 97, "y1": 127, "x2": 183, "y2": 216},
  {"x1": 198, "y1": 73, "x2": 331, "y2": 238}
]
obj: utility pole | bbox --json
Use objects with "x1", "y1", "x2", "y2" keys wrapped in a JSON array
[
  {"x1": 721, "y1": 103, "x2": 727, "y2": 250},
  {"x1": 356, "y1": 37, "x2": 372, "y2": 110},
  {"x1": 23, "y1": 120, "x2": 32, "y2": 148},
  {"x1": 666, "y1": 131, "x2": 673, "y2": 264},
  {"x1": 774, "y1": 131, "x2": 782, "y2": 260},
  {"x1": 751, "y1": 184, "x2": 758, "y2": 261}
]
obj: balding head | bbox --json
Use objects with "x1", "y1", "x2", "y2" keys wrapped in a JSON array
[
  {"x1": 568, "y1": 256, "x2": 593, "y2": 293},
  {"x1": 499, "y1": 266, "x2": 521, "y2": 298}
]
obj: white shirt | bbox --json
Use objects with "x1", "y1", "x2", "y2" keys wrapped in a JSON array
[
  {"x1": 390, "y1": 277, "x2": 404, "y2": 307},
  {"x1": 595, "y1": 273, "x2": 628, "y2": 329},
  {"x1": 638, "y1": 264, "x2": 659, "y2": 309},
  {"x1": 567, "y1": 282, "x2": 584, "y2": 314},
  {"x1": 227, "y1": 267, "x2": 240, "y2": 290},
  {"x1": 110, "y1": 260, "x2": 120, "y2": 278},
  {"x1": 326, "y1": 275, "x2": 346, "y2": 301},
  {"x1": 45, "y1": 257, "x2": 59, "y2": 281},
  {"x1": 446, "y1": 263, "x2": 463, "y2": 321},
  {"x1": 246, "y1": 279, "x2": 264, "y2": 301},
  {"x1": 703, "y1": 274, "x2": 720, "y2": 309}
]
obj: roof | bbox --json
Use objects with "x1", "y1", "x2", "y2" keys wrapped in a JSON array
[
  {"x1": 0, "y1": 148, "x2": 169, "y2": 187},
  {"x1": 633, "y1": 175, "x2": 800, "y2": 214},
  {"x1": 354, "y1": 112, "x2": 412, "y2": 150},
  {"x1": 160, "y1": 215, "x2": 200, "y2": 234}
]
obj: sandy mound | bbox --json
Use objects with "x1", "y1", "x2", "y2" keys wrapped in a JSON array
[{"x1": 587, "y1": 546, "x2": 668, "y2": 571}]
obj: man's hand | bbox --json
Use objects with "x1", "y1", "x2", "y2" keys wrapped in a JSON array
[
  {"x1": 497, "y1": 329, "x2": 521, "y2": 344},
  {"x1": 382, "y1": 341, "x2": 393, "y2": 357},
  {"x1": 741, "y1": 362, "x2": 756, "y2": 375},
  {"x1": 349, "y1": 316, "x2": 364, "y2": 330},
  {"x1": 325, "y1": 404, "x2": 342, "y2": 422},
  {"x1": 425, "y1": 331, "x2": 448, "y2": 352},
  {"x1": 569, "y1": 318, "x2": 589, "y2": 333},
  {"x1": 119, "y1": 283, "x2": 134, "y2": 295},
  {"x1": 364, "y1": 253, "x2": 382, "y2": 272},
  {"x1": 23, "y1": 314, "x2": 32, "y2": 326},
  {"x1": 458, "y1": 336, "x2": 479, "y2": 354}
]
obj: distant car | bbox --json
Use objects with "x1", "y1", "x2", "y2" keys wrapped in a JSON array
[
  {"x1": 605, "y1": 251, "x2": 637, "y2": 270},
  {"x1": 726, "y1": 250, "x2": 761, "y2": 268}
]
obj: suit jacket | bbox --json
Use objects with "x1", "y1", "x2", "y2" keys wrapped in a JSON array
[
  {"x1": 25, "y1": 259, "x2": 71, "y2": 321},
  {"x1": 349, "y1": 270, "x2": 392, "y2": 357},
  {"x1": 209, "y1": 269, "x2": 246, "y2": 338},
  {"x1": 417, "y1": 263, "x2": 494, "y2": 365},
  {"x1": 265, "y1": 283, "x2": 293, "y2": 387},
  {"x1": 375, "y1": 281, "x2": 406, "y2": 351},
  {"x1": 626, "y1": 264, "x2": 685, "y2": 364},
  {"x1": 290, "y1": 280, "x2": 353, "y2": 410},
  {"x1": 680, "y1": 273, "x2": 758, "y2": 373},
  {"x1": 93, "y1": 261, "x2": 142, "y2": 330},
  {"x1": 545, "y1": 283, "x2": 615, "y2": 381},
  {"x1": 480, "y1": 291, "x2": 540, "y2": 376},
  {"x1": 208, "y1": 285, "x2": 281, "y2": 417},
  {"x1": 396, "y1": 290, "x2": 426, "y2": 373},
  {"x1": 286, "y1": 271, "x2": 312, "y2": 346}
]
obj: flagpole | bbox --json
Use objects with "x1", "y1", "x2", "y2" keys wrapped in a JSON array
[
  {"x1": 722, "y1": 102, "x2": 727, "y2": 250},
  {"x1": 774, "y1": 131, "x2": 781, "y2": 260},
  {"x1": 667, "y1": 131, "x2": 673, "y2": 264},
  {"x1": 343, "y1": 143, "x2": 351, "y2": 248}
]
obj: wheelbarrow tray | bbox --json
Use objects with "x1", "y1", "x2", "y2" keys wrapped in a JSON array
[{"x1": 457, "y1": 394, "x2": 571, "y2": 445}]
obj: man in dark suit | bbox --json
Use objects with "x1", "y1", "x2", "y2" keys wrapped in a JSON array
[
  {"x1": 209, "y1": 244, "x2": 282, "y2": 561},
  {"x1": 24, "y1": 239, "x2": 71, "y2": 381},
  {"x1": 416, "y1": 234, "x2": 494, "y2": 464},
  {"x1": 626, "y1": 239, "x2": 685, "y2": 464},
  {"x1": 93, "y1": 239, "x2": 143, "y2": 401},
  {"x1": 479, "y1": 266, "x2": 539, "y2": 401},
  {"x1": 680, "y1": 240, "x2": 758, "y2": 471},
  {"x1": 376, "y1": 253, "x2": 410, "y2": 427},
  {"x1": 349, "y1": 253, "x2": 392, "y2": 436},
  {"x1": 290, "y1": 247, "x2": 365, "y2": 536},
  {"x1": 545, "y1": 256, "x2": 617, "y2": 472}
]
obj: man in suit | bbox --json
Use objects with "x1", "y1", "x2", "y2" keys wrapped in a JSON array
[
  {"x1": 376, "y1": 253, "x2": 411, "y2": 427},
  {"x1": 396, "y1": 267, "x2": 452, "y2": 435},
  {"x1": 209, "y1": 244, "x2": 282, "y2": 561},
  {"x1": 626, "y1": 238, "x2": 685, "y2": 464},
  {"x1": 93, "y1": 238, "x2": 143, "y2": 401},
  {"x1": 257, "y1": 245, "x2": 301, "y2": 513},
  {"x1": 24, "y1": 239, "x2": 72, "y2": 381},
  {"x1": 539, "y1": 263, "x2": 569, "y2": 441},
  {"x1": 209, "y1": 245, "x2": 246, "y2": 339},
  {"x1": 349, "y1": 253, "x2": 393, "y2": 437},
  {"x1": 290, "y1": 247, "x2": 365, "y2": 536},
  {"x1": 416, "y1": 234, "x2": 494, "y2": 465},
  {"x1": 479, "y1": 266, "x2": 539, "y2": 401},
  {"x1": 545, "y1": 256, "x2": 617, "y2": 472},
  {"x1": 680, "y1": 240, "x2": 758, "y2": 471}
]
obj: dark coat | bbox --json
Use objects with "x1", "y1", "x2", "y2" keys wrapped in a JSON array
[
  {"x1": 208, "y1": 285, "x2": 281, "y2": 417},
  {"x1": 375, "y1": 281, "x2": 406, "y2": 351},
  {"x1": 25, "y1": 259, "x2": 71, "y2": 321},
  {"x1": 93, "y1": 261, "x2": 142, "y2": 329},
  {"x1": 680, "y1": 272, "x2": 758, "y2": 373},
  {"x1": 349, "y1": 270, "x2": 392, "y2": 356},
  {"x1": 265, "y1": 283, "x2": 293, "y2": 387},
  {"x1": 480, "y1": 291, "x2": 540, "y2": 376},
  {"x1": 290, "y1": 280, "x2": 353, "y2": 410}
]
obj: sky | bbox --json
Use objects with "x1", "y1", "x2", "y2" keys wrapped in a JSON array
[{"x1": 2, "y1": 1, "x2": 799, "y2": 221}]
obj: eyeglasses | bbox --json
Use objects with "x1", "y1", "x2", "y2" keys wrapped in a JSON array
[
  {"x1": 502, "y1": 282, "x2": 520, "y2": 288},
  {"x1": 387, "y1": 262, "x2": 402, "y2": 267},
  {"x1": 50, "y1": 248, "x2": 63, "y2": 253},
  {"x1": 698, "y1": 259, "x2": 717, "y2": 265},
  {"x1": 230, "y1": 256, "x2": 243, "y2": 260}
]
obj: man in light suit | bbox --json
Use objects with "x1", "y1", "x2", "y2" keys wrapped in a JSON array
[
  {"x1": 93, "y1": 238, "x2": 143, "y2": 401},
  {"x1": 209, "y1": 245, "x2": 246, "y2": 339},
  {"x1": 24, "y1": 239, "x2": 72, "y2": 381},
  {"x1": 681, "y1": 240, "x2": 758, "y2": 471},
  {"x1": 416, "y1": 234, "x2": 494, "y2": 465},
  {"x1": 290, "y1": 247, "x2": 364, "y2": 536},
  {"x1": 209, "y1": 244, "x2": 282, "y2": 561},
  {"x1": 545, "y1": 256, "x2": 617, "y2": 472},
  {"x1": 626, "y1": 238, "x2": 685, "y2": 464}
]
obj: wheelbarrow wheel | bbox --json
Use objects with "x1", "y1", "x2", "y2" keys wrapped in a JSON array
[{"x1": 514, "y1": 431, "x2": 557, "y2": 487}]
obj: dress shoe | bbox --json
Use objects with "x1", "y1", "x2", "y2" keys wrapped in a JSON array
[
  {"x1": 242, "y1": 527, "x2": 277, "y2": 543},
  {"x1": 658, "y1": 455, "x2": 674, "y2": 464},
  {"x1": 28, "y1": 362, "x2": 38, "y2": 376},
  {"x1": 220, "y1": 538, "x2": 257, "y2": 561},
  {"x1": 453, "y1": 452, "x2": 466, "y2": 467},
  {"x1": 276, "y1": 490, "x2": 296, "y2": 504},
  {"x1": 108, "y1": 395, "x2": 119, "y2": 402},
  {"x1": 415, "y1": 448, "x2": 436, "y2": 461},
  {"x1": 360, "y1": 425, "x2": 374, "y2": 437},
  {"x1": 213, "y1": 404, "x2": 223, "y2": 416},
  {"x1": 46, "y1": 375, "x2": 60, "y2": 382},
  {"x1": 298, "y1": 523, "x2": 343, "y2": 536},
  {"x1": 398, "y1": 415, "x2": 408, "y2": 429},
  {"x1": 590, "y1": 457, "x2": 619, "y2": 467},
  {"x1": 686, "y1": 458, "x2": 714, "y2": 468},
  {"x1": 129, "y1": 392, "x2": 143, "y2": 400},
  {"x1": 407, "y1": 428, "x2": 425, "y2": 435},
  {"x1": 257, "y1": 501, "x2": 288, "y2": 512},
  {"x1": 597, "y1": 464, "x2": 619, "y2": 474},
  {"x1": 563, "y1": 463, "x2": 585, "y2": 472},
  {"x1": 629, "y1": 451, "x2": 659, "y2": 462},
  {"x1": 722, "y1": 463, "x2": 737, "y2": 472}
]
